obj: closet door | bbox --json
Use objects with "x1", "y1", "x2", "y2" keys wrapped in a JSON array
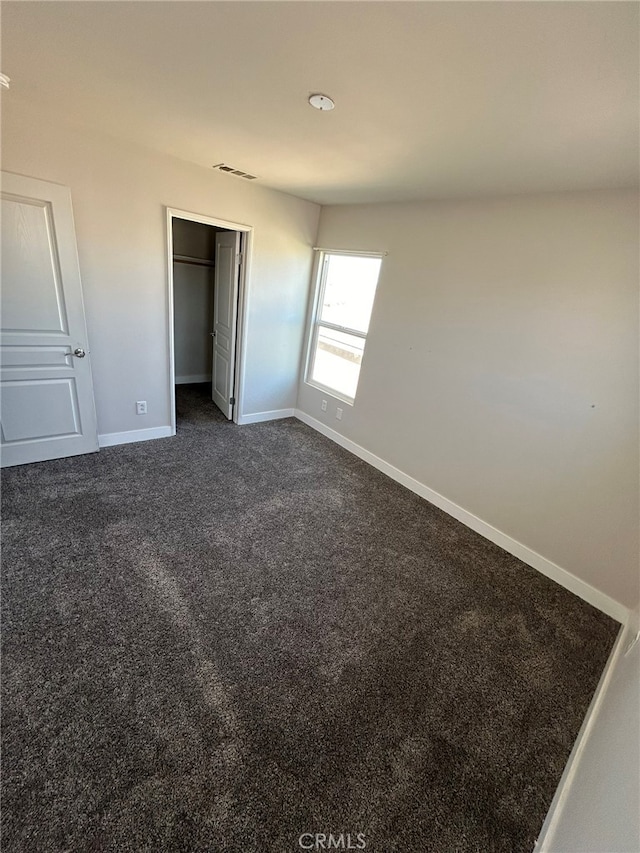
[{"x1": 211, "y1": 231, "x2": 240, "y2": 419}]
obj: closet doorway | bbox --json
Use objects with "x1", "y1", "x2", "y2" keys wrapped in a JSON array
[{"x1": 166, "y1": 208, "x2": 251, "y2": 433}]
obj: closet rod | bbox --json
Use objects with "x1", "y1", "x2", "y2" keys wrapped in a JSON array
[{"x1": 173, "y1": 254, "x2": 215, "y2": 268}]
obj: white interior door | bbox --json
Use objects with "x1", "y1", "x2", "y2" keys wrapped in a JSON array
[
  {"x1": 1, "y1": 172, "x2": 98, "y2": 467},
  {"x1": 211, "y1": 230, "x2": 240, "y2": 419}
]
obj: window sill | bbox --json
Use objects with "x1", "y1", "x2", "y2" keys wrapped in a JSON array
[{"x1": 304, "y1": 379, "x2": 355, "y2": 407}]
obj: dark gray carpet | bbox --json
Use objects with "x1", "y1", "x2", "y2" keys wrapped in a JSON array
[{"x1": 1, "y1": 384, "x2": 619, "y2": 852}]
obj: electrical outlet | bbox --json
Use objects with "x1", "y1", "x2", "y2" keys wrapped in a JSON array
[
  {"x1": 136, "y1": 401, "x2": 147, "y2": 415},
  {"x1": 336, "y1": 407, "x2": 343, "y2": 420},
  {"x1": 321, "y1": 399, "x2": 327, "y2": 412}
]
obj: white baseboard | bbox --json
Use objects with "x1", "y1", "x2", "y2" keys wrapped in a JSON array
[
  {"x1": 236, "y1": 408, "x2": 295, "y2": 425},
  {"x1": 533, "y1": 620, "x2": 631, "y2": 851},
  {"x1": 294, "y1": 409, "x2": 629, "y2": 626},
  {"x1": 175, "y1": 374, "x2": 211, "y2": 385},
  {"x1": 98, "y1": 426, "x2": 173, "y2": 448}
]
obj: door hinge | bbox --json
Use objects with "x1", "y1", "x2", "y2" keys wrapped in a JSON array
[
  {"x1": 237, "y1": 253, "x2": 243, "y2": 265},
  {"x1": 230, "y1": 396, "x2": 236, "y2": 405}
]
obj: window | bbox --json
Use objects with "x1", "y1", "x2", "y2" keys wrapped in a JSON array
[{"x1": 306, "y1": 251, "x2": 383, "y2": 403}]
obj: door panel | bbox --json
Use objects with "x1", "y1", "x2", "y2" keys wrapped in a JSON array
[
  {"x1": 211, "y1": 231, "x2": 240, "y2": 419},
  {"x1": 214, "y1": 349, "x2": 230, "y2": 402},
  {"x1": 1, "y1": 196, "x2": 69, "y2": 332},
  {"x1": 1, "y1": 379, "x2": 80, "y2": 441},
  {"x1": 1, "y1": 173, "x2": 98, "y2": 467}
]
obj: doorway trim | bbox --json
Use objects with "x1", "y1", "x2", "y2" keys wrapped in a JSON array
[{"x1": 166, "y1": 207, "x2": 253, "y2": 434}]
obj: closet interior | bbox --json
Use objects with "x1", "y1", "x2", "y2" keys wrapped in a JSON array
[{"x1": 172, "y1": 217, "x2": 235, "y2": 423}]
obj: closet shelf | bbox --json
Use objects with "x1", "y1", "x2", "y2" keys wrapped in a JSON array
[{"x1": 173, "y1": 254, "x2": 215, "y2": 267}]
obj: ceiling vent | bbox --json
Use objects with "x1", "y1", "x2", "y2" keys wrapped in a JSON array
[{"x1": 212, "y1": 163, "x2": 258, "y2": 180}]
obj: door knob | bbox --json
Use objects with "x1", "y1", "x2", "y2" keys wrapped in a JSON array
[{"x1": 73, "y1": 348, "x2": 86, "y2": 358}]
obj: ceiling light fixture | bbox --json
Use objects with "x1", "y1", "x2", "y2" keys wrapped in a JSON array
[
  {"x1": 308, "y1": 93, "x2": 334, "y2": 111},
  {"x1": 0, "y1": 74, "x2": 10, "y2": 90}
]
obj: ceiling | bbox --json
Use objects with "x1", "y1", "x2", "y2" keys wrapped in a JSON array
[{"x1": 3, "y1": 1, "x2": 638, "y2": 205}]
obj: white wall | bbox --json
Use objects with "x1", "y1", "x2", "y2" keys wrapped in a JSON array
[
  {"x1": 298, "y1": 191, "x2": 639, "y2": 609},
  {"x1": 539, "y1": 613, "x2": 640, "y2": 853},
  {"x1": 2, "y1": 98, "x2": 320, "y2": 433}
]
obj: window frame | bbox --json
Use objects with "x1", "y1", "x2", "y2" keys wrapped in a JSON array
[{"x1": 304, "y1": 249, "x2": 384, "y2": 405}]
